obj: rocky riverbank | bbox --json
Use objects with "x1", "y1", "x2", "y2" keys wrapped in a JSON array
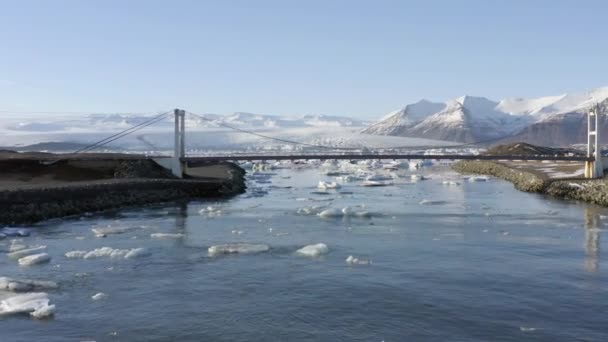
[
  {"x1": 0, "y1": 157, "x2": 246, "y2": 225},
  {"x1": 454, "y1": 160, "x2": 608, "y2": 206}
]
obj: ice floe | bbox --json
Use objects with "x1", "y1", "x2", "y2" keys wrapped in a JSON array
[
  {"x1": 468, "y1": 176, "x2": 489, "y2": 182},
  {"x1": 419, "y1": 200, "x2": 448, "y2": 206},
  {"x1": 345, "y1": 255, "x2": 371, "y2": 265},
  {"x1": 91, "y1": 224, "x2": 147, "y2": 237},
  {"x1": 8, "y1": 246, "x2": 47, "y2": 259},
  {"x1": 441, "y1": 181, "x2": 461, "y2": 186},
  {"x1": 297, "y1": 205, "x2": 328, "y2": 215},
  {"x1": 18, "y1": 253, "x2": 51, "y2": 266},
  {"x1": 318, "y1": 181, "x2": 341, "y2": 190},
  {"x1": 296, "y1": 243, "x2": 329, "y2": 257},
  {"x1": 92, "y1": 292, "x2": 108, "y2": 301},
  {"x1": 65, "y1": 247, "x2": 149, "y2": 260},
  {"x1": 150, "y1": 233, "x2": 184, "y2": 239},
  {"x1": 208, "y1": 243, "x2": 270, "y2": 256},
  {"x1": 0, "y1": 277, "x2": 58, "y2": 292},
  {"x1": 0, "y1": 292, "x2": 55, "y2": 319}
]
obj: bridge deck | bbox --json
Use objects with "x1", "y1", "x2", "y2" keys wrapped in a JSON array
[{"x1": 183, "y1": 154, "x2": 592, "y2": 163}]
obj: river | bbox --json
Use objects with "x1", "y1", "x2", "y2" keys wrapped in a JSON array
[{"x1": 1, "y1": 164, "x2": 607, "y2": 341}]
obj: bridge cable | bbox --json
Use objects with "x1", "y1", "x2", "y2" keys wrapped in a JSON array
[
  {"x1": 72, "y1": 111, "x2": 172, "y2": 154},
  {"x1": 186, "y1": 111, "x2": 364, "y2": 151}
]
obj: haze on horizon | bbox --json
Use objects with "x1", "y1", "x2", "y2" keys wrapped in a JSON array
[{"x1": 0, "y1": 0, "x2": 606, "y2": 119}]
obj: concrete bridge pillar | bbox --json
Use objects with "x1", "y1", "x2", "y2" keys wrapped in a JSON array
[
  {"x1": 172, "y1": 108, "x2": 187, "y2": 178},
  {"x1": 585, "y1": 105, "x2": 603, "y2": 179}
]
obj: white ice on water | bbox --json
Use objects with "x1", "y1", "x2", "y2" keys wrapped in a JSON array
[
  {"x1": 317, "y1": 181, "x2": 341, "y2": 190},
  {"x1": 208, "y1": 243, "x2": 270, "y2": 256},
  {"x1": 150, "y1": 233, "x2": 184, "y2": 239},
  {"x1": 361, "y1": 180, "x2": 392, "y2": 187},
  {"x1": 91, "y1": 224, "x2": 148, "y2": 237},
  {"x1": 18, "y1": 253, "x2": 51, "y2": 266},
  {"x1": 0, "y1": 277, "x2": 58, "y2": 292},
  {"x1": 0, "y1": 292, "x2": 55, "y2": 319},
  {"x1": 345, "y1": 255, "x2": 371, "y2": 265},
  {"x1": 296, "y1": 243, "x2": 329, "y2": 257},
  {"x1": 441, "y1": 181, "x2": 461, "y2": 186},
  {"x1": 7, "y1": 245, "x2": 47, "y2": 259},
  {"x1": 91, "y1": 292, "x2": 108, "y2": 301},
  {"x1": 65, "y1": 247, "x2": 149, "y2": 260}
]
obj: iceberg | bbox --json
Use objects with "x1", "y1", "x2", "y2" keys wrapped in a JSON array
[
  {"x1": 0, "y1": 277, "x2": 58, "y2": 292},
  {"x1": 208, "y1": 243, "x2": 270, "y2": 256},
  {"x1": 0, "y1": 292, "x2": 55, "y2": 319},
  {"x1": 18, "y1": 253, "x2": 51, "y2": 266},
  {"x1": 296, "y1": 243, "x2": 329, "y2": 257}
]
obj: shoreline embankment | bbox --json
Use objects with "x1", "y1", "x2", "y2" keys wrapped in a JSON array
[
  {"x1": 454, "y1": 161, "x2": 608, "y2": 206},
  {"x1": 0, "y1": 157, "x2": 246, "y2": 225}
]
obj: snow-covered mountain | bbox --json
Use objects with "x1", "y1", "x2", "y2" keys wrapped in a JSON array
[
  {"x1": 3, "y1": 112, "x2": 367, "y2": 133},
  {"x1": 363, "y1": 86, "x2": 608, "y2": 145}
]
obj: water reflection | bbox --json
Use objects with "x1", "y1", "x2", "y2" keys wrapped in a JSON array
[{"x1": 584, "y1": 207, "x2": 601, "y2": 273}]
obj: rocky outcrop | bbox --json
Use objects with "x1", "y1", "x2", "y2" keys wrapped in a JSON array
[
  {"x1": 453, "y1": 161, "x2": 547, "y2": 192},
  {"x1": 0, "y1": 160, "x2": 246, "y2": 225}
]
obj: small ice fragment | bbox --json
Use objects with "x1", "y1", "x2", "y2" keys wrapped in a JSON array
[
  {"x1": 124, "y1": 248, "x2": 148, "y2": 259},
  {"x1": 18, "y1": 253, "x2": 51, "y2": 266},
  {"x1": 342, "y1": 207, "x2": 353, "y2": 216},
  {"x1": 0, "y1": 277, "x2": 58, "y2": 292},
  {"x1": 296, "y1": 243, "x2": 329, "y2": 257},
  {"x1": 520, "y1": 326, "x2": 537, "y2": 332},
  {"x1": 318, "y1": 181, "x2": 341, "y2": 190},
  {"x1": 150, "y1": 233, "x2": 184, "y2": 239},
  {"x1": 8, "y1": 245, "x2": 47, "y2": 259},
  {"x1": 92, "y1": 292, "x2": 107, "y2": 301},
  {"x1": 346, "y1": 255, "x2": 371, "y2": 265},
  {"x1": 231, "y1": 230, "x2": 244, "y2": 235},
  {"x1": 318, "y1": 208, "x2": 343, "y2": 218},
  {"x1": 0, "y1": 292, "x2": 55, "y2": 319},
  {"x1": 8, "y1": 244, "x2": 27, "y2": 252},
  {"x1": 208, "y1": 243, "x2": 270, "y2": 256},
  {"x1": 65, "y1": 250, "x2": 88, "y2": 258}
]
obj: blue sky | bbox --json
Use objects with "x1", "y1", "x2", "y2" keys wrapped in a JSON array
[{"x1": 0, "y1": 0, "x2": 606, "y2": 118}]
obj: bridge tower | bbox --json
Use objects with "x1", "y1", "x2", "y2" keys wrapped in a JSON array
[
  {"x1": 172, "y1": 108, "x2": 186, "y2": 178},
  {"x1": 585, "y1": 104, "x2": 603, "y2": 179}
]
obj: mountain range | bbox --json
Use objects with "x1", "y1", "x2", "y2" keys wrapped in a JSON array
[{"x1": 362, "y1": 87, "x2": 608, "y2": 145}]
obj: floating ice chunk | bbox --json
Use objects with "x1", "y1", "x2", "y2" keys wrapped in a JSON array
[
  {"x1": 318, "y1": 181, "x2": 341, "y2": 190},
  {"x1": 353, "y1": 211, "x2": 372, "y2": 218},
  {"x1": 8, "y1": 246, "x2": 47, "y2": 259},
  {"x1": 31, "y1": 303, "x2": 55, "y2": 319},
  {"x1": 150, "y1": 233, "x2": 184, "y2": 239},
  {"x1": 342, "y1": 207, "x2": 353, "y2": 216},
  {"x1": 441, "y1": 181, "x2": 460, "y2": 186},
  {"x1": 18, "y1": 253, "x2": 51, "y2": 266},
  {"x1": 297, "y1": 205, "x2": 328, "y2": 215},
  {"x1": 296, "y1": 243, "x2": 329, "y2": 257},
  {"x1": 8, "y1": 243, "x2": 27, "y2": 252},
  {"x1": 318, "y1": 208, "x2": 344, "y2": 218},
  {"x1": 419, "y1": 200, "x2": 448, "y2": 205},
  {"x1": 65, "y1": 250, "x2": 88, "y2": 258},
  {"x1": 92, "y1": 292, "x2": 108, "y2": 301},
  {"x1": 345, "y1": 255, "x2": 371, "y2": 265},
  {"x1": 66, "y1": 247, "x2": 148, "y2": 260},
  {"x1": 468, "y1": 176, "x2": 489, "y2": 182},
  {"x1": 199, "y1": 205, "x2": 222, "y2": 216},
  {"x1": 520, "y1": 326, "x2": 537, "y2": 332},
  {"x1": 208, "y1": 243, "x2": 270, "y2": 256},
  {"x1": 0, "y1": 292, "x2": 55, "y2": 319},
  {"x1": 0, "y1": 277, "x2": 58, "y2": 292},
  {"x1": 231, "y1": 230, "x2": 244, "y2": 235},
  {"x1": 91, "y1": 225, "x2": 145, "y2": 237},
  {"x1": 124, "y1": 248, "x2": 148, "y2": 259}
]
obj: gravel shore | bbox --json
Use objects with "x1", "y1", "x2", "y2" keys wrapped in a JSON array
[{"x1": 454, "y1": 160, "x2": 608, "y2": 206}]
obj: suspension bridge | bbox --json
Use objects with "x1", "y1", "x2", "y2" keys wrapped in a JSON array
[{"x1": 54, "y1": 107, "x2": 605, "y2": 179}]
